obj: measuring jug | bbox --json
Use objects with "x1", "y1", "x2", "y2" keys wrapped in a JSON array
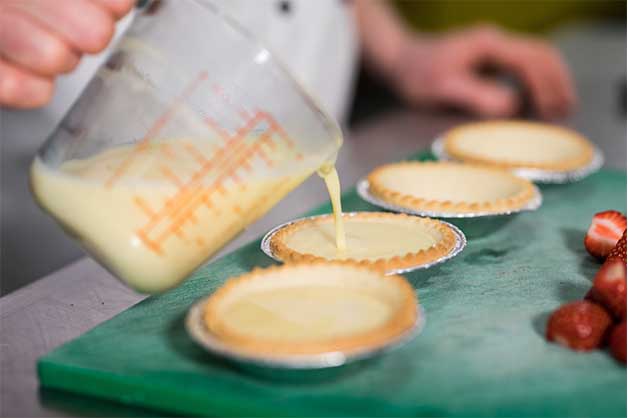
[{"x1": 30, "y1": 0, "x2": 343, "y2": 293}]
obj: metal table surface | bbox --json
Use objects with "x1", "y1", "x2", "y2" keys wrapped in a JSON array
[{"x1": 1, "y1": 23, "x2": 626, "y2": 417}]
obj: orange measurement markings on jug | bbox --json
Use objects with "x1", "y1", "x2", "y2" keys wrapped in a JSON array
[
  {"x1": 183, "y1": 142, "x2": 210, "y2": 166},
  {"x1": 130, "y1": 111, "x2": 297, "y2": 255},
  {"x1": 99, "y1": 71, "x2": 306, "y2": 256},
  {"x1": 258, "y1": 111, "x2": 295, "y2": 148},
  {"x1": 257, "y1": 148, "x2": 274, "y2": 168},
  {"x1": 105, "y1": 71, "x2": 208, "y2": 188},
  {"x1": 151, "y1": 149, "x2": 263, "y2": 248},
  {"x1": 203, "y1": 116, "x2": 230, "y2": 143},
  {"x1": 255, "y1": 111, "x2": 303, "y2": 161},
  {"x1": 159, "y1": 166, "x2": 183, "y2": 188},
  {"x1": 160, "y1": 143, "x2": 176, "y2": 160},
  {"x1": 150, "y1": 141, "x2": 264, "y2": 248},
  {"x1": 211, "y1": 83, "x2": 251, "y2": 124},
  {"x1": 133, "y1": 196, "x2": 156, "y2": 218}
]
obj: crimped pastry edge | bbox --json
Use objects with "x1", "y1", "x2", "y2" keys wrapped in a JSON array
[
  {"x1": 268, "y1": 212, "x2": 457, "y2": 271},
  {"x1": 442, "y1": 120, "x2": 595, "y2": 171},
  {"x1": 203, "y1": 261, "x2": 418, "y2": 356},
  {"x1": 367, "y1": 161, "x2": 537, "y2": 214}
]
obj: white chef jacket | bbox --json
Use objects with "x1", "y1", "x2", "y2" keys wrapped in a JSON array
[
  {"x1": 22, "y1": 0, "x2": 359, "y2": 128},
  {"x1": 216, "y1": 0, "x2": 359, "y2": 124}
]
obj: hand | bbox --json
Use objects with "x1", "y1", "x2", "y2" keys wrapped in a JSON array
[
  {"x1": 0, "y1": 0, "x2": 134, "y2": 109},
  {"x1": 389, "y1": 25, "x2": 576, "y2": 119}
]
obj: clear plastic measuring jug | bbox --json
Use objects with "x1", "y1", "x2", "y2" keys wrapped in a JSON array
[{"x1": 30, "y1": 0, "x2": 343, "y2": 293}]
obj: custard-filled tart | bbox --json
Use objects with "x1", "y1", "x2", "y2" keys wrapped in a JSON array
[
  {"x1": 203, "y1": 262, "x2": 418, "y2": 356},
  {"x1": 442, "y1": 120, "x2": 595, "y2": 171},
  {"x1": 367, "y1": 161, "x2": 537, "y2": 214},
  {"x1": 269, "y1": 212, "x2": 457, "y2": 271}
]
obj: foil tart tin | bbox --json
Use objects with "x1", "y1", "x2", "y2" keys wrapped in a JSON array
[
  {"x1": 260, "y1": 212, "x2": 467, "y2": 276},
  {"x1": 431, "y1": 136, "x2": 604, "y2": 184},
  {"x1": 356, "y1": 180, "x2": 542, "y2": 238},
  {"x1": 186, "y1": 300, "x2": 425, "y2": 378}
]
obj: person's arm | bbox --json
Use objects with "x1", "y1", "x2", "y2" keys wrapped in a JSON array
[
  {"x1": 353, "y1": 0, "x2": 576, "y2": 120},
  {"x1": 0, "y1": 0, "x2": 134, "y2": 109}
]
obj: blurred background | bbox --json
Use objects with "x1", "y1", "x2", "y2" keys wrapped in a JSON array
[
  {"x1": 1, "y1": 0, "x2": 626, "y2": 295},
  {"x1": 350, "y1": 0, "x2": 626, "y2": 125}
]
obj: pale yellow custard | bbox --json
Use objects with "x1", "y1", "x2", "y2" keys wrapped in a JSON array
[
  {"x1": 443, "y1": 121, "x2": 594, "y2": 171},
  {"x1": 318, "y1": 163, "x2": 346, "y2": 251},
  {"x1": 221, "y1": 286, "x2": 393, "y2": 341},
  {"x1": 269, "y1": 212, "x2": 457, "y2": 272},
  {"x1": 204, "y1": 263, "x2": 418, "y2": 355},
  {"x1": 373, "y1": 164, "x2": 524, "y2": 203},
  {"x1": 31, "y1": 137, "x2": 312, "y2": 293},
  {"x1": 283, "y1": 217, "x2": 437, "y2": 261},
  {"x1": 451, "y1": 129, "x2": 583, "y2": 163},
  {"x1": 367, "y1": 161, "x2": 537, "y2": 214}
]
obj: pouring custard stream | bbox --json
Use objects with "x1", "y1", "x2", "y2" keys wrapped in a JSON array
[
  {"x1": 31, "y1": 137, "x2": 346, "y2": 293},
  {"x1": 318, "y1": 162, "x2": 346, "y2": 252}
]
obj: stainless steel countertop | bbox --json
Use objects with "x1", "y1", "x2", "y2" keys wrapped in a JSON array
[{"x1": 1, "y1": 23, "x2": 625, "y2": 417}]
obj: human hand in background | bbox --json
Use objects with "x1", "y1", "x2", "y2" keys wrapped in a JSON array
[
  {"x1": 0, "y1": 0, "x2": 134, "y2": 109},
  {"x1": 389, "y1": 25, "x2": 576, "y2": 120},
  {"x1": 355, "y1": 1, "x2": 576, "y2": 120}
]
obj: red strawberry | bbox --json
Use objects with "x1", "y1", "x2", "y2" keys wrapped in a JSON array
[
  {"x1": 546, "y1": 301, "x2": 613, "y2": 351},
  {"x1": 609, "y1": 321, "x2": 626, "y2": 364},
  {"x1": 584, "y1": 211, "x2": 626, "y2": 260},
  {"x1": 607, "y1": 230, "x2": 627, "y2": 263},
  {"x1": 589, "y1": 259, "x2": 627, "y2": 320}
]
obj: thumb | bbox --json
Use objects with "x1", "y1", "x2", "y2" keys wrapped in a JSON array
[{"x1": 436, "y1": 75, "x2": 519, "y2": 117}]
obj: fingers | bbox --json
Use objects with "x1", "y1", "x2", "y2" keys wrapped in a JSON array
[
  {"x1": 507, "y1": 44, "x2": 556, "y2": 118},
  {"x1": 436, "y1": 75, "x2": 519, "y2": 118},
  {"x1": 0, "y1": 59, "x2": 54, "y2": 109},
  {"x1": 392, "y1": 25, "x2": 577, "y2": 119},
  {"x1": 531, "y1": 42, "x2": 577, "y2": 114},
  {"x1": 473, "y1": 29, "x2": 577, "y2": 119},
  {"x1": 0, "y1": 9, "x2": 81, "y2": 77},
  {"x1": 0, "y1": 0, "x2": 132, "y2": 108},
  {"x1": 3, "y1": 0, "x2": 116, "y2": 54}
]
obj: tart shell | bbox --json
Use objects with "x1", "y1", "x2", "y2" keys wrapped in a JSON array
[
  {"x1": 367, "y1": 161, "x2": 538, "y2": 215},
  {"x1": 203, "y1": 261, "x2": 418, "y2": 356},
  {"x1": 442, "y1": 120, "x2": 595, "y2": 171},
  {"x1": 268, "y1": 212, "x2": 458, "y2": 272}
]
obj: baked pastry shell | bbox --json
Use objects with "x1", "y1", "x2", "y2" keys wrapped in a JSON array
[
  {"x1": 261, "y1": 212, "x2": 466, "y2": 274},
  {"x1": 366, "y1": 161, "x2": 539, "y2": 216},
  {"x1": 186, "y1": 262, "x2": 424, "y2": 368},
  {"x1": 441, "y1": 121, "x2": 596, "y2": 172},
  {"x1": 432, "y1": 136, "x2": 604, "y2": 184},
  {"x1": 357, "y1": 178, "x2": 542, "y2": 219},
  {"x1": 186, "y1": 300, "x2": 424, "y2": 371}
]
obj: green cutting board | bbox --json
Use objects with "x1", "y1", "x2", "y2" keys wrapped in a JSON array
[{"x1": 38, "y1": 152, "x2": 627, "y2": 417}]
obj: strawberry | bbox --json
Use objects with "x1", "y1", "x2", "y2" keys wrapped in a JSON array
[
  {"x1": 584, "y1": 211, "x2": 626, "y2": 260},
  {"x1": 609, "y1": 321, "x2": 626, "y2": 364},
  {"x1": 589, "y1": 259, "x2": 627, "y2": 320},
  {"x1": 546, "y1": 300, "x2": 613, "y2": 351},
  {"x1": 607, "y1": 230, "x2": 627, "y2": 263}
]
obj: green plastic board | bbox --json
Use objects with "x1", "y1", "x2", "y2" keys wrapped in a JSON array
[{"x1": 38, "y1": 152, "x2": 627, "y2": 417}]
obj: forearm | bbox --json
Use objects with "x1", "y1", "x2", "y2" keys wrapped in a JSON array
[{"x1": 353, "y1": 0, "x2": 414, "y2": 80}]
